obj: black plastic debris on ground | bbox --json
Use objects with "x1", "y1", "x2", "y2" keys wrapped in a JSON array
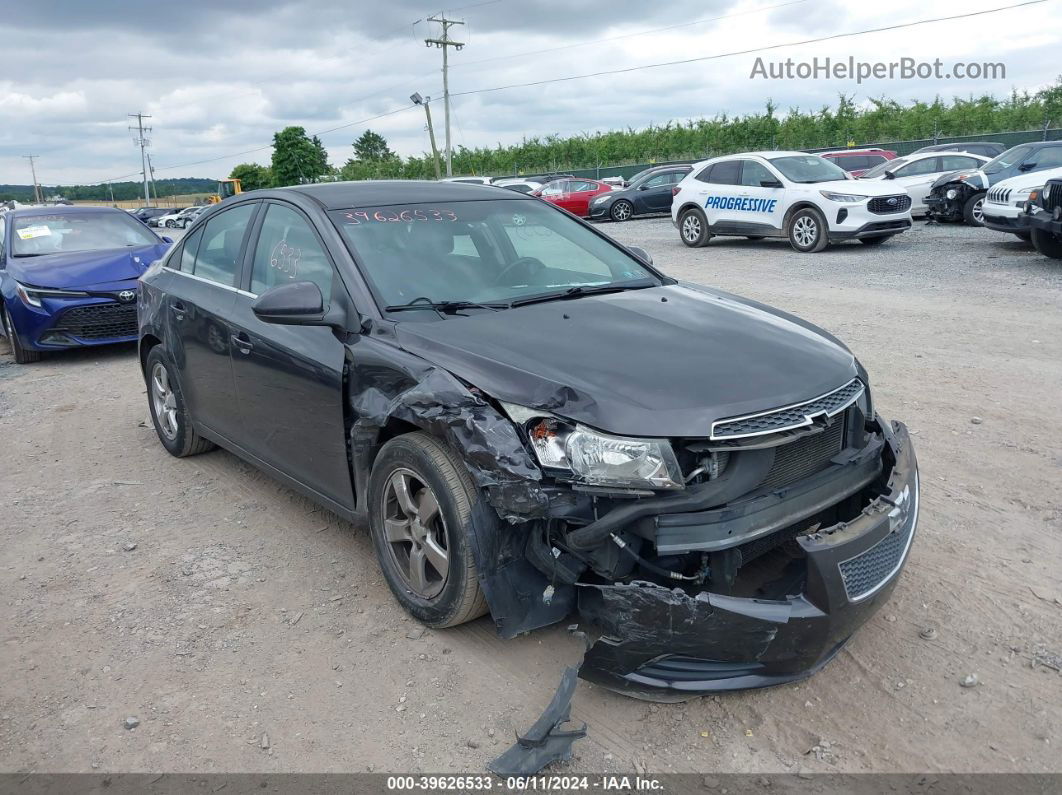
[{"x1": 487, "y1": 666, "x2": 587, "y2": 776}]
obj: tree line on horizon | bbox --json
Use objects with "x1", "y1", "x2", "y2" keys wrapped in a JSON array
[{"x1": 7, "y1": 82, "x2": 1061, "y2": 202}]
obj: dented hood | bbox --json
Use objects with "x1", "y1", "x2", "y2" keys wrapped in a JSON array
[{"x1": 394, "y1": 284, "x2": 857, "y2": 438}]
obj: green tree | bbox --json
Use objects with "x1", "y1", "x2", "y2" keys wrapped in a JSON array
[
  {"x1": 270, "y1": 126, "x2": 320, "y2": 186},
  {"x1": 229, "y1": 163, "x2": 273, "y2": 192},
  {"x1": 311, "y1": 136, "x2": 332, "y2": 179},
  {"x1": 352, "y1": 130, "x2": 396, "y2": 162}
]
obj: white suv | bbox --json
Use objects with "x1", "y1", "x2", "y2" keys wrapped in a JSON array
[
  {"x1": 671, "y1": 151, "x2": 913, "y2": 253},
  {"x1": 982, "y1": 166, "x2": 1062, "y2": 240}
]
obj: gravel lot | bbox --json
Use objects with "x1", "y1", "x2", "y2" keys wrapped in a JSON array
[{"x1": 1, "y1": 217, "x2": 1060, "y2": 774}]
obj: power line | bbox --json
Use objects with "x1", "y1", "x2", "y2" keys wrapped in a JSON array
[
  {"x1": 450, "y1": 0, "x2": 1047, "y2": 100},
  {"x1": 452, "y1": 0, "x2": 809, "y2": 70}
]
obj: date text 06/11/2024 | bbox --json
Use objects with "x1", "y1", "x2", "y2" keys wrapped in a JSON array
[{"x1": 386, "y1": 775, "x2": 665, "y2": 791}]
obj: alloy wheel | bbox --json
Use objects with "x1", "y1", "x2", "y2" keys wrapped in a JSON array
[
  {"x1": 612, "y1": 201, "x2": 632, "y2": 221},
  {"x1": 681, "y1": 214, "x2": 702, "y2": 242},
  {"x1": 382, "y1": 468, "x2": 450, "y2": 599},
  {"x1": 793, "y1": 216, "x2": 818, "y2": 248},
  {"x1": 972, "y1": 198, "x2": 984, "y2": 224},
  {"x1": 150, "y1": 361, "x2": 179, "y2": 441}
]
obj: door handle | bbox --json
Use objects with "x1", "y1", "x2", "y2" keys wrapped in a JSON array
[
  {"x1": 231, "y1": 332, "x2": 254, "y2": 354},
  {"x1": 171, "y1": 301, "x2": 187, "y2": 320}
]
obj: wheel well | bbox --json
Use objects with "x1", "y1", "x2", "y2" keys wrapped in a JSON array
[
  {"x1": 783, "y1": 201, "x2": 825, "y2": 231},
  {"x1": 369, "y1": 417, "x2": 421, "y2": 468},
  {"x1": 677, "y1": 201, "x2": 704, "y2": 218},
  {"x1": 139, "y1": 334, "x2": 161, "y2": 375}
]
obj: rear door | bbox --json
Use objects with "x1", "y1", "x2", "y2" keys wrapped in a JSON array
[
  {"x1": 698, "y1": 160, "x2": 743, "y2": 229},
  {"x1": 227, "y1": 200, "x2": 354, "y2": 511},
  {"x1": 166, "y1": 201, "x2": 258, "y2": 441}
]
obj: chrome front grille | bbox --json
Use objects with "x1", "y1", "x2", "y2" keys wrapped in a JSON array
[
  {"x1": 987, "y1": 186, "x2": 1011, "y2": 205},
  {"x1": 1043, "y1": 181, "x2": 1062, "y2": 214},
  {"x1": 710, "y1": 379, "x2": 864, "y2": 440}
]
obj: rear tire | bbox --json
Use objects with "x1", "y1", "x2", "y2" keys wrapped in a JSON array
[
  {"x1": 963, "y1": 192, "x2": 986, "y2": 226},
  {"x1": 1015, "y1": 230, "x2": 1032, "y2": 242},
  {"x1": 860, "y1": 235, "x2": 891, "y2": 246},
  {"x1": 1031, "y1": 228, "x2": 1062, "y2": 259},
  {"x1": 2, "y1": 305, "x2": 42, "y2": 364},
  {"x1": 368, "y1": 432, "x2": 488, "y2": 628},
  {"x1": 788, "y1": 207, "x2": 829, "y2": 253},
  {"x1": 144, "y1": 346, "x2": 215, "y2": 457},
  {"x1": 679, "y1": 208, "x2": 710, "y2": 247}
]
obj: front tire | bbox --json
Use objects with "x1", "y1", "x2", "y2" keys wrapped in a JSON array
[
  {"x1": 1031, "y1": 228, "x2": 1062, "y2": 259},
  {"x1": 610, "y1": 200, "x2": 633, "y2": 222},
  {"x1": 2, "y1": 305, "x2": 42, "y2": 364},
  {"x1": 368, "y1": 432, "x2": 488, "y2": 628},
  {"x1": 165, "y1": 220, "x2": 175, "y2": 228},
  {"x1": 144, "y1": 346, "x2": 215, "y2": 457},
  {"x1": 679, "y1": 208, "x2": 710, "y2": 247},
  {"x1": 963, "y1": 192, "x2": 986, "y2": 226},
  {"x1": 788, "y1": 207, "x2": 829, "y2": 253}
]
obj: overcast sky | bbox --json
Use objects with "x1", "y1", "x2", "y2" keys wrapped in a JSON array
[{"x1": 1, "y1": 0, "x2": 1059, "y2": 185}]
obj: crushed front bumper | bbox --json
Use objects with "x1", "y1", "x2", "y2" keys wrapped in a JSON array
[{"x1": 576, "y1": 421, "x2": 918, "y2": 698}]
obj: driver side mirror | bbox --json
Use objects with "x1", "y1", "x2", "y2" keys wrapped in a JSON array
[
  {"x1": 628, "y1": 246, "x2": 653, "y2": 265},
  {"x1": 161, "y1": 236, "x2": 174, "y2": 244},
  {"x1": 1019, "y1": 162, "x2": 1037, "y2": 171},
  {"x1": 760, "y1": 179, "x2": 783, "y2": 188},
  {"x1": 884, "y1": 172, "x2": 896, "y2": 180},
  {"x1": 252, "y1": 281, "x2": 334, "y2": 327}
]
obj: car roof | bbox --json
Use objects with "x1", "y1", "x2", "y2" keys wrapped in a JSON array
[
  {"x1": 279, "y1": 180, "x2": 533, "y2": 210},
  {"x1": 5, "y1": 205, "x2": 127, "y2": 218},
  {"x1": 819, "y1": 148, "x2": 890, "y2": 155}
]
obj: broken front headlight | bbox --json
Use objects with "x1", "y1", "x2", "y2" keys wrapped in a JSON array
[{"x1": 501, "y1": 402, "x2": 684, "y2": 490}]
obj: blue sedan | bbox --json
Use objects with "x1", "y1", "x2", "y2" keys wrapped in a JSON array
[{"x1": 0, "y1": 206, "x2": 172, "y2": 363}]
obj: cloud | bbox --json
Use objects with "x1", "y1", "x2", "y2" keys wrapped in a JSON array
[{"x1": 0, "y1": 0, "x2": 1060, "y2": 184}]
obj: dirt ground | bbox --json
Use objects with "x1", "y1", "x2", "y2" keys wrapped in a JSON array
[{"x1": 1, "y1": 218, "x2": 1059, "y2": 775}]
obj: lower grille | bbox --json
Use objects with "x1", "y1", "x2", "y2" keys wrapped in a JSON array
[
  {"x1": 635, "y1": 656, "x2": 765, "y2": 683},
  {"x1": 868, "y1": 195, "x2": 911, "y2": 214},
  {"x1": 757, "y1": 417, "x2": 846, "y2": 492},
  {"x1": 838, "y1": 515, "x2": 915, "y2": 600},
  {"x1": 53, "y1": 302, "x2": 138, "y2": 340}
]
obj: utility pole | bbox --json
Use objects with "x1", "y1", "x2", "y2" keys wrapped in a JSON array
[
  {"x1": 425, "y1": 14, "x2": 464, "y2": 177},
  {"x1": 128, "y1": 112, "x2": 152, "y2": 206},
  {"x1": 147, "y1": 152, "x2": 159, "y2": 203},
  {"x1": 22, "y1": 156, "x2": 43, "y2": 203},
  {"x1": 410, "y1": 93, "x2": 442, "y2": 179}
]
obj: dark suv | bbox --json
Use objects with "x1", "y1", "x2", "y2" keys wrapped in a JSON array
[{"x1": 138, "y1": 181, "x2": 919, "y2": 697}]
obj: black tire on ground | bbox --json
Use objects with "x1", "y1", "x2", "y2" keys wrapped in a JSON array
[
  {"x1": 860, "y1": 235, "x2": 892, "y2": 245},
  {"x1": 1, "y1": 305, "x2": 42, "y2": 363},
  {"x1": 144, "y1": 346, "x2": 215, "y2": 457},
  {"x1": 1031, "y1": 228, "x2": 1062, "y2": 259},
  {"x1": 165, "y1": 220, "x2": 175, "y2": 228},
  {"x1": 368, "y1": 432, "x2": 489, "y2": 628},
  {"x1": 787, "y1": 207, "x2": 829, "y2": 253},
  {"x1": 963, "y1": 192, "x2": 986, "y2": 226},
  {"x1": 678, "y1": 208, "x2": 710, "y2": 247},
  {"x1": 1015, "y1": 230, "x2": 1032, "y2": 242},
  {"x1": 609, "y1": 200, "x2": 633, "y2": 222}
]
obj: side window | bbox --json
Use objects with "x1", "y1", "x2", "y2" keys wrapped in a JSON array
[
  {"x1": 250, "y1": 204, "x2": 333, "y2": 300},
  {"x1": 694, "y1": 166, "x2": 714, "y2": 183},
  {"x1": 643, "y1": 174, "x2": 672, "y2": 189},
  {"x1": 174, "y1": 226, "x2": 203, "y2": 272},
  {"x1": 739, "y1": 161, "x2": 776, "y2": 187},
  {"x1": 540, "y1": 181, "x2": 566, "y2": 197},
  {"x1": 897, "y1": 158, "x2": 941, "y2": 177},
  {"x1": 940, "y1": 155, "x2": 977, "y2": 171},
  {"x1": 708, "y1": 160, "x2": 741, "y2": 185},
  {"x1": 572, "y1": 181, "x2": 597, "y2": 192},
  {"x1": 1033, "y1": 147, "x2": 1062, "y2": 168},
  {"x1": 193, "y1": 203, "x2": 256, "y2": 287},
  {"x1": 864, "y1": 155, "x2": 886, "y2": 168}
]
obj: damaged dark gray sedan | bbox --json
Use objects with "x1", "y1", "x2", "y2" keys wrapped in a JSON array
[{"x1": 138, "y1": 181, "x2": 919, "y2": 698}]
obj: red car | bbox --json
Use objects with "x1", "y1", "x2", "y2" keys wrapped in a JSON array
[
  {"x1": 533, "y1": 178, "x2": 613, "y2": 217},
  {"x1": 819, "y1": 148, "x2": 898, "y2": 178}
]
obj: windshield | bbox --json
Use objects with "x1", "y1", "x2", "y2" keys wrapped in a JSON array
[
  {"x1": 983, "y1": 145, "x2": 1032, "y2": 174},
  {"x1": 861, "y1": 158, "x2": 906, "y2": 179},
  {"x1": 11, "y1": 212, "x2": 159, "y2": 257},
  {"x1": 329, "y1": 200, "x2": 660, "y2": 314},
  {"x1": 769, "y1": 155, "x2": 848, "y2": 183}
]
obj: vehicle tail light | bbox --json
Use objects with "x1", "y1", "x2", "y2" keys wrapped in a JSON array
[{"x1": 672, "y1": 187, "x2": 681, "y2": 196}]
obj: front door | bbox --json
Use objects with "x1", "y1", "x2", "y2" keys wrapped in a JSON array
[
  {"x1": 736, "y1": 160, "x2": 785, "y2": 232},
  {"x1": 637, "y1": 172, "x2": 680, "y2": 213},
  {"x1": 167, "y1": 202, "x2": 258, "y2": 440},
  {"x1": 228, "y1": 201, "x2": 354, "y2": 511}
]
